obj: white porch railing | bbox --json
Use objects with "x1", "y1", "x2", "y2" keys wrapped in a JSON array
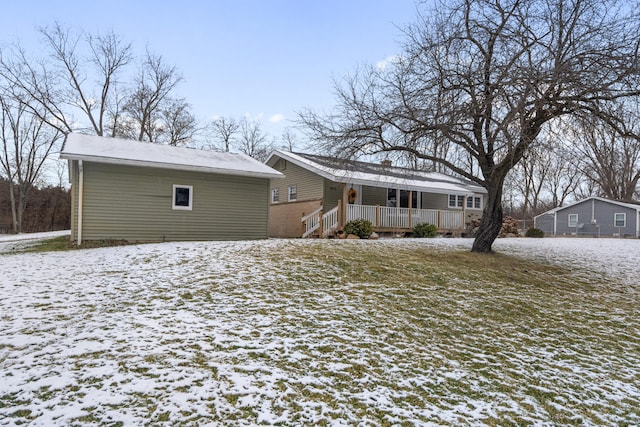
[
  {"x1": 322, "y1": 206, "x2": 339, "y2": 237},
  {"x1": 346, "y1": 204, "x2": 463, "y2": 230},
  {"x1": 301, "y1": 206, "x2": 322, "y2": 238}
]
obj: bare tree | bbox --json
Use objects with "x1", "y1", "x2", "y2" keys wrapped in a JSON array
[
  {"x1": 237, "y1": 117, "x2": 271, "y2": 161},
  {"x1": 118, "y1": 50, "x2": 182, "y2": 143},
  {"x1": 210, "y1": 116, "x2": 239, "y2": 152},
  {"x1": 509, "y1": 127, "x2": 581, "y2": 218},
  {"x1": 0, "y1": 23, "x2": 132, "y2": 136},
  {"x1": 160, "y1": 97, "x2": 197, "y2": 146},
  {"x1": 0, "y1": 92, "x2": 62, "y2": 233},
  {"x1": 300, "y1": 0, "x2": 640, "y2": 253},
  {"x1": 572, "y1": 116, "x2": 640, "y2": 201}
]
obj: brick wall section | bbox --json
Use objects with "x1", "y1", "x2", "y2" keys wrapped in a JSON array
[{"x1": 269, "y1": 199, "x2": 322, "y2": 238}]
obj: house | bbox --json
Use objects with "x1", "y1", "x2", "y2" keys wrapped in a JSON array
[
  {"x1": 534, "y1": 197, "x2": 640, "y2": 238},
  {"x1": 60, "y1": 133, "x2": 283, "y2": 244},
  {"x1": 265, "y1": 151, "x2": 487, "y2": 238}
]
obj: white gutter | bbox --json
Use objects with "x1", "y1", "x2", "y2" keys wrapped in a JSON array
[
  {"x1": 77, "y1": 160, "x2": 84, "y2": 246},
  {"x1": 553, "y1": 211, "x2": 557, "y2": 236}
]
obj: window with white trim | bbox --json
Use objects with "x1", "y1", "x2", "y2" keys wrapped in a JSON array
[
  {"x1": 466, "y1": 195, "x2": 482, "y2": 209},
  {"x1": 271, "y1": 188, "x2": 280, "y2": 203},
  {"x1": 568, "y1": 214, "x2": 578, "y2": 228},
  {"x1": 288, "y1": 185, "x2": 297, "y2": 201},
  {"x1": 172, "y1": 185, "x2": 193, "y2": 210},
  {"x1": 448, "y1": 194, "x2": 464, "y2": 208},
  {"x1": 614, "y1": 213, "x2": 626, "y2": 227}
]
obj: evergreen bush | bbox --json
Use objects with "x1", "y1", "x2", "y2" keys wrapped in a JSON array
[
  {"x1": 343, "y1": 219, "x2": 373, "y2": 239},
  {"x1": 413, "y1": 223, "x2": 438, "y2": 238},
  {"x1": 525, "y1": 227, "x2": 544, "y2": 238}
]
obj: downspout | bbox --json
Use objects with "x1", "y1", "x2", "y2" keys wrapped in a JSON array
[
  {"x1": 77, "y1": 160, "x2": 84, "y2": 246},
  {"x1": 553, "y1": 211, "x2": 557, "y2": 236}
]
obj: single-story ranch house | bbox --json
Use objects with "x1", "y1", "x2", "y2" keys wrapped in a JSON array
[
  {"x1": 265, "y1": 151, "x2": 487, "y2": 238},
  {"x1": 534, "y1": 196, "x2": 640, "y2": 238},
  {"x1": 60, "y1": 133, "x2": 283, "y2": 244}
]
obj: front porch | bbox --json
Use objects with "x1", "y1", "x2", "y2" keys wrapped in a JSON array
[{"x1": 301, "y1": 201, "x2": 465, "y2": 238}]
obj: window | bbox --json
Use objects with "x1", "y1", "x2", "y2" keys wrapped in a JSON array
[
  {"x1": 172, "y1": 185, "x2": 193, "y2": 210},
  {"x1": 614, "y1": 213, "x2": 626, "y2": 227},
  {"x1": 271, "y1": 188, "x2": 280, "y2": 203},
  {"x1": 448, "y1": 194, "x2": 464, "y2": 208},
  {"x1": 466, "y1": 195, "x2": 482, "y2": 209},
  {"x1": 568, "y1": 214, "x2": 578, "y2": 228},
  {"x1": 288, "y1": 185, "x2": 297, "y2": 201}
]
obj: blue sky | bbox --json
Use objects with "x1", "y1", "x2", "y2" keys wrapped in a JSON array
[{"x1": 0, "y1": 0, "x2": 419, "y2": 145}]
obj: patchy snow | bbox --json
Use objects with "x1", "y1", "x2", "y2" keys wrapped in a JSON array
[
  {"x1": 0, "y1": 237, "x2": 638, "y2": 425},
  {"x1": 0, "y1": 230, "x2": 70, "y2": 253}
]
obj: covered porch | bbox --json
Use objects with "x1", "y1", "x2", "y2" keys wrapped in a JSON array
[{"x1": 302, "y1": 201, "x2": 465, "y2": 238}]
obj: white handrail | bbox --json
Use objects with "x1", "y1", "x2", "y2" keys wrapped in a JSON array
[
  {"x1": 322, "y1": 206, "x2": 339, "y2": 237},
  {"x1": 302, "y1": 206, "x2": 323, "y2": 238}
]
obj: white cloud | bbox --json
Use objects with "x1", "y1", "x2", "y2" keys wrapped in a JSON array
[
  {"x1": 376, "y1": 55, "x2": 400, "y2": 71},
  {"x1": 268, "y1": 113, "x2": 285, "y2": 123}
]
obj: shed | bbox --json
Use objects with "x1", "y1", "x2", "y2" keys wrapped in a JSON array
[
  {"x1": 534, "y1": 197, "x2": 640, "y2": 238},
  {"x1": 60, "y1": 133, "x2": 283, "y2": 244}
]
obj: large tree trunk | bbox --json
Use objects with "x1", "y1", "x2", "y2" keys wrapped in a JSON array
[{"x1": 471, "y1": 178, "x2": 504, "y2": 253}]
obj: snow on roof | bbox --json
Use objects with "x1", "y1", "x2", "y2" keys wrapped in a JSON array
[
  {"x1": 266, "y1": 150, "x2": 486, "y2": 195},
  {"x1": 60, "y1": 133, "x2": 283, "y2": 179}
]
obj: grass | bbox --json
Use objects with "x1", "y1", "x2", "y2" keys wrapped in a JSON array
[
  {"x1": 16, "y1": 236, "x2": 138, "y2": 253},
  {"x1": 1, "y1": 239, "x2": 638, "y2": 425}
]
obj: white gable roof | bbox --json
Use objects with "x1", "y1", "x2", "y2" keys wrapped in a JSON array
[
  {"x1": 266, "y1": 150, "x2": 486, "y2": 195},
  {"x1": 60, "y1": 133, "x2": 283, "y2": 179},
  {"x1": 534, "y1": 196, "x2": 640, "y2": 219}
]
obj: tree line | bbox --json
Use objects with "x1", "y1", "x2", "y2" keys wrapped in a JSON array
[{"x1": 0, "y1": 177, "x2": 69, "y2": 233}]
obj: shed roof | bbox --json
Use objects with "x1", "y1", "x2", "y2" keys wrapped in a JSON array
[
  {"x1": 265, "y1": 150, "x2": 486, "y2": 195},
  {"x1": 60, "y1": 133, "x2": 283, "y2": 179},
  {"x1": 534, "y1": 196, "x2": 640, "y2": 219}
]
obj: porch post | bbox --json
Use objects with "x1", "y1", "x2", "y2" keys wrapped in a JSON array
[
  {"x1": 375, "y1": 205, "x2": 380, "y2": 228},
  {"x1": 408, "y1": 190, "x2": 413, "y2": 228},
  {"x1": 342, "y1": 183, "x2": 348, "y2": 225},
  {"x1": 337, "y1": 199, "x2": 343, "y2": 230},
  {"x1": 462, "y1": 195, "x2": 467, "y2": 230}
]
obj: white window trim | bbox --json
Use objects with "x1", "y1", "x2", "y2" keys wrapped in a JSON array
[
  {"x1": 448, "y1": 194, "x2": 465, "y2": 209},
  {"x1": 568, "y1": 214, "x2": 578, "y2": 228},
  {"x1": 466, "y1": 195, "x2": 482, "y2": 210},
  {"x1": 172, "y1": 184, "x2": 193, "y2": 211},
  {"x1": 614, "y1": 213, "x2": 626, "y2": 227},
  {"x1": 271, "y1": 188, "x2": 280, "y2": 203},
  {"x1": 288, "y1": 185, "x2": 297, "y2": 202}
]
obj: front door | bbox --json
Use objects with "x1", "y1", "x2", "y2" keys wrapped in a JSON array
[{"x1": 388, "y1": 188, "x2": 419, "y2": 208}]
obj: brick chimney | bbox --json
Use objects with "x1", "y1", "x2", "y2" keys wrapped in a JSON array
[{"x1": 381, "y1": 159, "x2": 392, "y2": 168}]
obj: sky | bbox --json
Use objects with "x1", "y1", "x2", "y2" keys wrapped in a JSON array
[{"x1": 0, "y1": 0, "x2": 420, "y2": 148}]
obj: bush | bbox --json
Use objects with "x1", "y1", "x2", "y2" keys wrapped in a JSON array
[
  {"x1": 343, "y1": 219, "x2": 373, "y2": 239},
  {"x1": 525, "y1": 227, "x2": 544, "y2": 238},
  {"x1": 413, "y1": 223, "x2": 438, "y2": 238}
]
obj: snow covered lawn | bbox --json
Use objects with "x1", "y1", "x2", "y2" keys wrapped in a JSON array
[{"x1": 1, "y1": 237, "x2": 638, "y2": 425}]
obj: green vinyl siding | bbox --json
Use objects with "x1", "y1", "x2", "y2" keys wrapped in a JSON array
[
  {"x1": 71, "y1": 161, "x2": 269, "y2": 241},
  {"x1": 323, "y1": 180, "x2": 343, "y2": 210},
  {"x1": 269, "y1": 158, "x2": 323, "y2": 202}
]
